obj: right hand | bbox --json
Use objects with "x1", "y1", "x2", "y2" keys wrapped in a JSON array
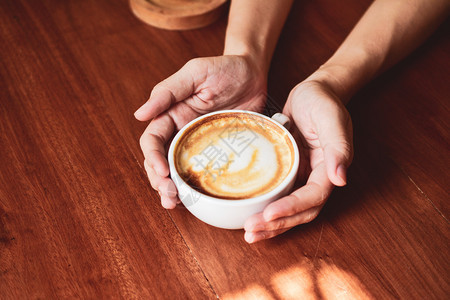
[
  {"x1": 244, "y1": 79, "x2": 354, "y2": 242},
  {"x1": 134, "y1": 55, "x2": 268, "y2": 209}
]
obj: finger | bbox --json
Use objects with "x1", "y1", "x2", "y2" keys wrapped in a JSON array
[
  {"x1": 143, "y1": 159, "x2": 160, "y2": 191},
  {"x1": 245, "y1": 205, "x2": 322, "y2": 232},
  {"x1": 144, "y1": 160, "x2": 178, "y2": 209},
  {"x1": 134, "y1": 59, "x2": 204, "y2": 121},
  {"x1": 144, "y1": 159, "x2": 172, "y2": 197},
  {"x1": 244, "y1": 206, "x2": 322, "y2": 233},
  {"x1": 140, "y1": 113, "x2": 175, "y2": 177},
  {"x1": 161, "y1": 186, "x2": 178, "y2": 209},
  {"x1": 244, "y1": 228, "x2": 289, "y2": 244},
  {"x1": 262, "y1": 163, "x2": 333, "y2": 222},
  {"x1": 314, "y1": 102, "x2": 353, "y2": 186}
]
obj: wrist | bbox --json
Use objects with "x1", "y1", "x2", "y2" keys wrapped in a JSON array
[
  {"x1": 306, "y1": 48, "x2": 380, "y2": 104},
  {"x1": 223, "y1": 37, "x2": 271, "y2": 76},
  {"x1": 222, "y1": 0, "x2": 293, "y2": 77},
  {"x1": 304, "y1": 65, "x2": 354, "y2": 105}
]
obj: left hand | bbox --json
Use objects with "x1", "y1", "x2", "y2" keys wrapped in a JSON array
[
  {"x1": 135, "y1": 55, "x2": 267, "y2": 209},
  {"x1": 244, "y1": 79, "x2": 354, "y2": 243}
]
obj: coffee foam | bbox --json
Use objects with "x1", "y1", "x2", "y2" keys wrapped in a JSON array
[{"x1": 174, "y1": 113, "x2": 295, "y2": 199}]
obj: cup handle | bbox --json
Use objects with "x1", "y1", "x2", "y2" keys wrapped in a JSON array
[{"x1": 271, "y1": 113, "x2": 291, "y2": 130}]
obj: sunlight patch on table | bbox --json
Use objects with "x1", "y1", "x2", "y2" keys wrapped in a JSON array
[
  {"x1": 222, "y1": 284, "x2": 274, "y2": 300},
  {"x1": 221, "y1": 259, "x2": 373, "y2": 299},
  {"x1": 271, "y1": 264, "x2": 315, "y2": 300},
  {"x1": 270, "y1": 260, "x2": 373, "y2": 299},
  {"x1": 316, "y1": 261, "x2": 373, "y2": 299}
]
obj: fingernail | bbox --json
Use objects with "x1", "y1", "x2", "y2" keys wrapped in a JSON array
[
  {"x1": 337, "y1": 164, "x2": 347, "y2": 185},
  {"x1": 244, "y1": 232, "x2": 255, "y2": 244},
  {"x1": 154, "y1": 162, "x2": 168, "y2": 177},
  {"x1": 263, "y1": 211, "x2": 277, "y2": 222},
  {"x1": 155, "y1": 166, "x2": 164, "y2": 177},
  {"x1": 151, "y1": 161, "x2": 162, "y2": 177},
  {"x1": 161, "y1": 197, "x2": 176, "y2": 209},
  {"x1": 166, "y1": 181, "x2": 177, "y2": 197},
  {"x1": 134, "y1": 106, "x2": 143, "y2": 116},
  {"x1": 134, "y1": 101, "x2": 150, "y2": 118}
]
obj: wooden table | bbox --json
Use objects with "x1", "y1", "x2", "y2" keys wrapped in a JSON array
[{"x1": 1, "y1": 0, "x2": 449, "y2": 298}]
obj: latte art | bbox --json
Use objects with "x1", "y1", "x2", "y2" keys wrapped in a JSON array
[{"x1": 174, "y1": 113, "x2": 295, "y2": 199}]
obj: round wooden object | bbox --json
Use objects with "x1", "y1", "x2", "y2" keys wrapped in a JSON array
[{"x1": 129, "y1": 0, "x2": 228, "y2": 30}]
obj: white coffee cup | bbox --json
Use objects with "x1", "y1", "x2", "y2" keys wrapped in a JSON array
[{"x1": 167, "y1": 110, "x2": 299, "y2": 229}]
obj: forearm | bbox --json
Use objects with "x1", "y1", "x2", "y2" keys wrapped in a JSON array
[
  {"x1": 308, "y1": 0, "x2": 450, "y2": 104},
  {"x1": 223, "y1": 0, "x2": 293, "y2": 74}
]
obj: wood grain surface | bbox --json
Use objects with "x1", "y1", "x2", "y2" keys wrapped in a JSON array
[{"x1": 1, "y1": 0, "x2": 449, "y2": 299}]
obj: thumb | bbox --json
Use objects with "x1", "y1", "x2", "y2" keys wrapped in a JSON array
[
  {"x1": 323, "y1": 142, "x2": 352, "y2": 186},
  {"x1": 134, "y1": 59, "x2": 204, "y2": 121},
  {"x1": 315, "y1": 103, "x2": 353, "y2": 186}
]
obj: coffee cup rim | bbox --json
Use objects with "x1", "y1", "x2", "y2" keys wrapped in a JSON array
[{"x1": 167, "y1": 109, "x2": 300, "y2": 205}]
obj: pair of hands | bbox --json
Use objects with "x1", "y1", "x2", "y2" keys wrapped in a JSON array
[{"x1": 135, "y1": 55, "x2": 353, "y2": 243}]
